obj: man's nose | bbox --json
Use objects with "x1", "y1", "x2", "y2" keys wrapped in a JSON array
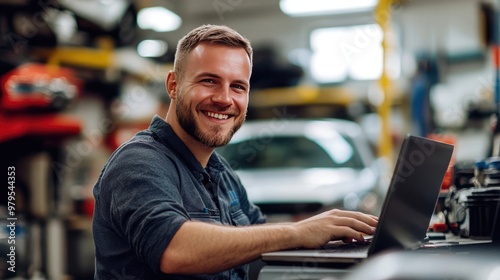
[{"x1": 211, "y1": 85, "x2": 232, "y2": 105}]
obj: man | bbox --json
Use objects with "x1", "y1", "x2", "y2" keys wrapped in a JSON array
[{"x1": 92, "y1": 24, "x2": 378, "y2": 279}]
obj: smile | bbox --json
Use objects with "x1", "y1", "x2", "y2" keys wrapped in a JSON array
[{"x1": 205, "y1": 111, "x2": 230, "y2": 120}]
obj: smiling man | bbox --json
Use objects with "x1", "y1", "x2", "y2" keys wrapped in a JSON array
[
  {"x1": 92, "y1": 24, "x2": 378, "y2": 280},
  {"x1": 166, "y1": 40, "x2": 249, "y2": 162}
]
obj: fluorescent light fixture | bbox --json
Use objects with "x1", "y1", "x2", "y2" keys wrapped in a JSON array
[
  {"x1": 137, "y1": 7, "x2": 181, "y2": 32},
  {"x1": 280, "y1": 0, "x2": 378, "y2": 17},
  {"x1": 310, "y1": 24, "x2": 384, "y2": 83},
  {"x1": 137, "y1": 40, "x2": 168, "y2": 57},
  {"x1": 58, "y1": 0, "x2": 129, "y2": 30}
]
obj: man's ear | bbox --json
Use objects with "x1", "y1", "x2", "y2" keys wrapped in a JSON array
[{"x1": 166, "y1": 71, "x2": 178, "y2": 99}]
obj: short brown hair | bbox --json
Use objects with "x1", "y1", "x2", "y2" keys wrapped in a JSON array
[{"x1": 173, "y1": 24, "x2": 253, "y2": 76}]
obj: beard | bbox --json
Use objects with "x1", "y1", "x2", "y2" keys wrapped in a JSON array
[{"x1": 175, "y1": 92, "x2": 245, "y2": 148}]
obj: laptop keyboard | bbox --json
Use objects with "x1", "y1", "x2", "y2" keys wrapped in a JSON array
[{"x1": 319, "y1": 240, "x2": 372, "y2": 253}]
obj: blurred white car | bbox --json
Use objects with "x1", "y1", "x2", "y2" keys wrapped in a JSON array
[{"x1": 217, "y1": 118, "x2": 385, "y2": 216}]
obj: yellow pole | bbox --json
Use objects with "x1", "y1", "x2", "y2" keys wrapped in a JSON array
[{"x1": 374, "y1": 0, "x2": 394, "y2": 160}]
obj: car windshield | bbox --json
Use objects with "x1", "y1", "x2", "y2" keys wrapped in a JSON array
[{"x1": 217, "y1": 135, "x2": 364, "y2": 170}]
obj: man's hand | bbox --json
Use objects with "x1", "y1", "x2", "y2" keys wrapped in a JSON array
[
  {"x1": 293, "y1": 209, "x2": 378, "y2": 248},
  {"x1": 161, "y1": 209, "x2": 378, "y2": 275}
]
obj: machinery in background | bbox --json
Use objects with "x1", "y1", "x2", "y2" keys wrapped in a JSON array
[
  {"x1": 0, "y1": 62, "x2": 83, "y2": 280},
  {"x1": 0, "y1": 63, "x2": 82, "y2": 142},
  {"x1": 1, "y1": 63, "x2": 81, "y2": 112},
  {"x1": 445, "y1": 158, "x2": 500, "y2": 239}
]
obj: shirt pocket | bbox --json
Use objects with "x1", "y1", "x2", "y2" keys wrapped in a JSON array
[
  {"x1": 230, "y1": 206, "x2": 251, "y2": 226},
  {"x1": 188, "y1": 212, "x2": 222, "y2": 224}
]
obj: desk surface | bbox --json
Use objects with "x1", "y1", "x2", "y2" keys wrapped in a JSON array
[{"x1": 421, "y1": 232, "x2": 492, "y2": 250}]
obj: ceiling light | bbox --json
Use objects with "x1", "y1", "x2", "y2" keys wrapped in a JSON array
[
  {"x1": 280, "y1": 0, "x2": 378, "y2": 17},
  {"x1": 137, "y1": 7, "x2": 181, "y2": 32},
  {"x1": 137, "y1": 40, "x2": 168, "y2": 57},
  {"x1": 58, "y1": 0, "x2": 129, "y2": 30}
]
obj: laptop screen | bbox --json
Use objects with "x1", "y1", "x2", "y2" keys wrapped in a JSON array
[{"x1": 368, "y1": 135, "x2": 454, "y2": 255}]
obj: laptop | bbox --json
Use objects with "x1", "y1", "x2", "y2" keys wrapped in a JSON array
[{"x1": 261, "y1": 134, "x2": 455, "y2": 265}]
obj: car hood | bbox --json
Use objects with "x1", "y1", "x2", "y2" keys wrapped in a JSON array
[{"x1": 235, "y1": 168, "x2": 378, "y2": 206}]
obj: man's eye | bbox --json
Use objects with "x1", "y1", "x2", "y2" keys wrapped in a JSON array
[
  {"x1": 232, "y1": 84, "x2": 246, "y2": 91},
  {"x1": 202, "y1": 79, "x2": 215, "y2": 84}
]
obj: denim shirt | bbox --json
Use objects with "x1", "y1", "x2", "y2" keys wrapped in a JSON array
[{"x1": 92, "y1": 115, "x2": 266, "y2": 280}]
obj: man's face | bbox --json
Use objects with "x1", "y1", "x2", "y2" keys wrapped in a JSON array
[{"x1": 174, "y1": 43, "x2": 251, "y2": 148}]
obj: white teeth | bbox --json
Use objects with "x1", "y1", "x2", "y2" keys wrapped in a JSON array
[{"x1": 206, "y1": 111, "x2": 229, "y2": 120}]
